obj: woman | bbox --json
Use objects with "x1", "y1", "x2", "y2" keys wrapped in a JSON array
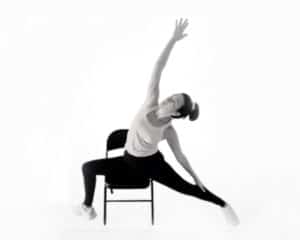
[{"x1": 74, "y1": 18, "x2": 240, "y2": 226}]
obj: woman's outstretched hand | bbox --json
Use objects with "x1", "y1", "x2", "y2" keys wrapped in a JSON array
[
  {"x1": 172, "y1": 18, "x2": 189, "y2": 42},
  {"x1": 194, "y1": 176, "x2": 206, "y2": 192}
]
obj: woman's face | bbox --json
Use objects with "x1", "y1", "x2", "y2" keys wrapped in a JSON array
[{"x1": 157, "y1": 94, "x2": 184, "y2": 118}]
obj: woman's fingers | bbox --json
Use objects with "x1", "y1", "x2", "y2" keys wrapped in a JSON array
[
  {"x1": 176, "y1": 18, "x2": 188, "y2": 27},
  {"x1": 173, "y1": 18, "x2": 189, "y2": 41},
  {"x1": 177, "y1": 18, "x2": 188, "y2": 30},
  {"x1": 198, "y1": 183, "x2": 206, "y2": 192},
  {"x1": 182, "y1": 19, "x2": 188, "y2": 30},
  {"x1": 183, "y1": 19, "x2": 188, "y2": 28}
]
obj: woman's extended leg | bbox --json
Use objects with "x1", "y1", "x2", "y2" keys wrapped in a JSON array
[{"x1": 147, "y1": 157, "x2": 227, "y2": 207}]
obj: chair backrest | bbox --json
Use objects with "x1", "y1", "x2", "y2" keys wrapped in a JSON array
[{"x1": 106, "y1": 129, "x2": 129, "y2": 153}]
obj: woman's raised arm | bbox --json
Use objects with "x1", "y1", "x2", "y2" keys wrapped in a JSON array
[{"x1": 144, "y1": 18, "x2": 189, "y2": 106}]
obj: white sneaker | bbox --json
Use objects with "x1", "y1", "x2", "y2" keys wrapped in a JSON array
[
  {"x1": 221, "y1": 203, "x2": 240, "y2": 226},
  {"x1": 73, "y1": 203, "x2": 97, "y2": 220}
]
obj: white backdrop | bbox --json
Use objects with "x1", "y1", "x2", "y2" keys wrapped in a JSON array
[{"x1": 0, "y1": 0, "x2": 299, "y2": 239}]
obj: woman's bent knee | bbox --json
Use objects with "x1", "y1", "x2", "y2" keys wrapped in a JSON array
[
  {"x1": 81, "y1": 158, "x2": 109, "y2": 176},
  {"x1": 82, "y1": 161, "x2": 93, "y2": 175}
]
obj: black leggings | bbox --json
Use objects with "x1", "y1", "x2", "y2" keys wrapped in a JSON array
[{"x1": 81, "y1": 150, "x2": 227, "y2": 208}]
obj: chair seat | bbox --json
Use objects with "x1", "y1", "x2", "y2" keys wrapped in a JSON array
[
  {"x1": 106, "y1": 175, "x2": 150, "y2": 189},
  {"x1": 106, "y1": 182, "x2": 150, "y2": 189},
  {"x1": 105, "y1": 155, "x2": 150, "y2": 189}
]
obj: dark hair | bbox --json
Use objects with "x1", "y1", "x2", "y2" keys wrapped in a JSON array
[{"x1": 171, "y1": 93, "x2": 200, "y2": 121}]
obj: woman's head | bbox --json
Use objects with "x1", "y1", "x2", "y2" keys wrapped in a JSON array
[{"x1": 157, "y1": 93, "x2": 200, "y2": 121}]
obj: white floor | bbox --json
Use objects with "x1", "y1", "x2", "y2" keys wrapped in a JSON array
[{"x1": 3, "y1": 186, "x2": 298, "y2": 240}]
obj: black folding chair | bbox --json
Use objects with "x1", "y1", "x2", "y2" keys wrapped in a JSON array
[{"x1": 103, "y1": 129, "x2": 155, "y2": 225}]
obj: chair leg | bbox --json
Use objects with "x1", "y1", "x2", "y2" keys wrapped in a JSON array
[
  {"x1": 151, "y1": 180, "x2": 154, "y2": 225},
  {"x1": 104, "y1": 184, "x2": 107, "y2": 225}
]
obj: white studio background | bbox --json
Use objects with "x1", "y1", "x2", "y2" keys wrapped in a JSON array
[{"x1": 0, "y1": 0, "x2": 299, "y2": 239}]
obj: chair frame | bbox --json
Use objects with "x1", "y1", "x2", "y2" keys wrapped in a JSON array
[{"x1": 103, "y1": 129, "x2": 155, "y2": 225}]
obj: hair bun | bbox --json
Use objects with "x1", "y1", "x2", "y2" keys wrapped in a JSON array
[{"x1": 189, "y1": 102, "x2": 199, "y2": 121}]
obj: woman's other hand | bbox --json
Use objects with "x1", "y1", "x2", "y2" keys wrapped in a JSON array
[
  {"x1": 194, "y1": 176, "x2": 206, "y2": 192},
  {"x1": 172, "y1": 18, "x2": 189, "y2": 42}
]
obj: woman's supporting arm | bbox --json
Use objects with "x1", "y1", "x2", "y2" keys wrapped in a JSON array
[
  {"x1": 164, "y1": 124, "x2": 206, "y2": 192},
  {"x1": 176, "y1": 154, "x2": 206, "y2": 192}
]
